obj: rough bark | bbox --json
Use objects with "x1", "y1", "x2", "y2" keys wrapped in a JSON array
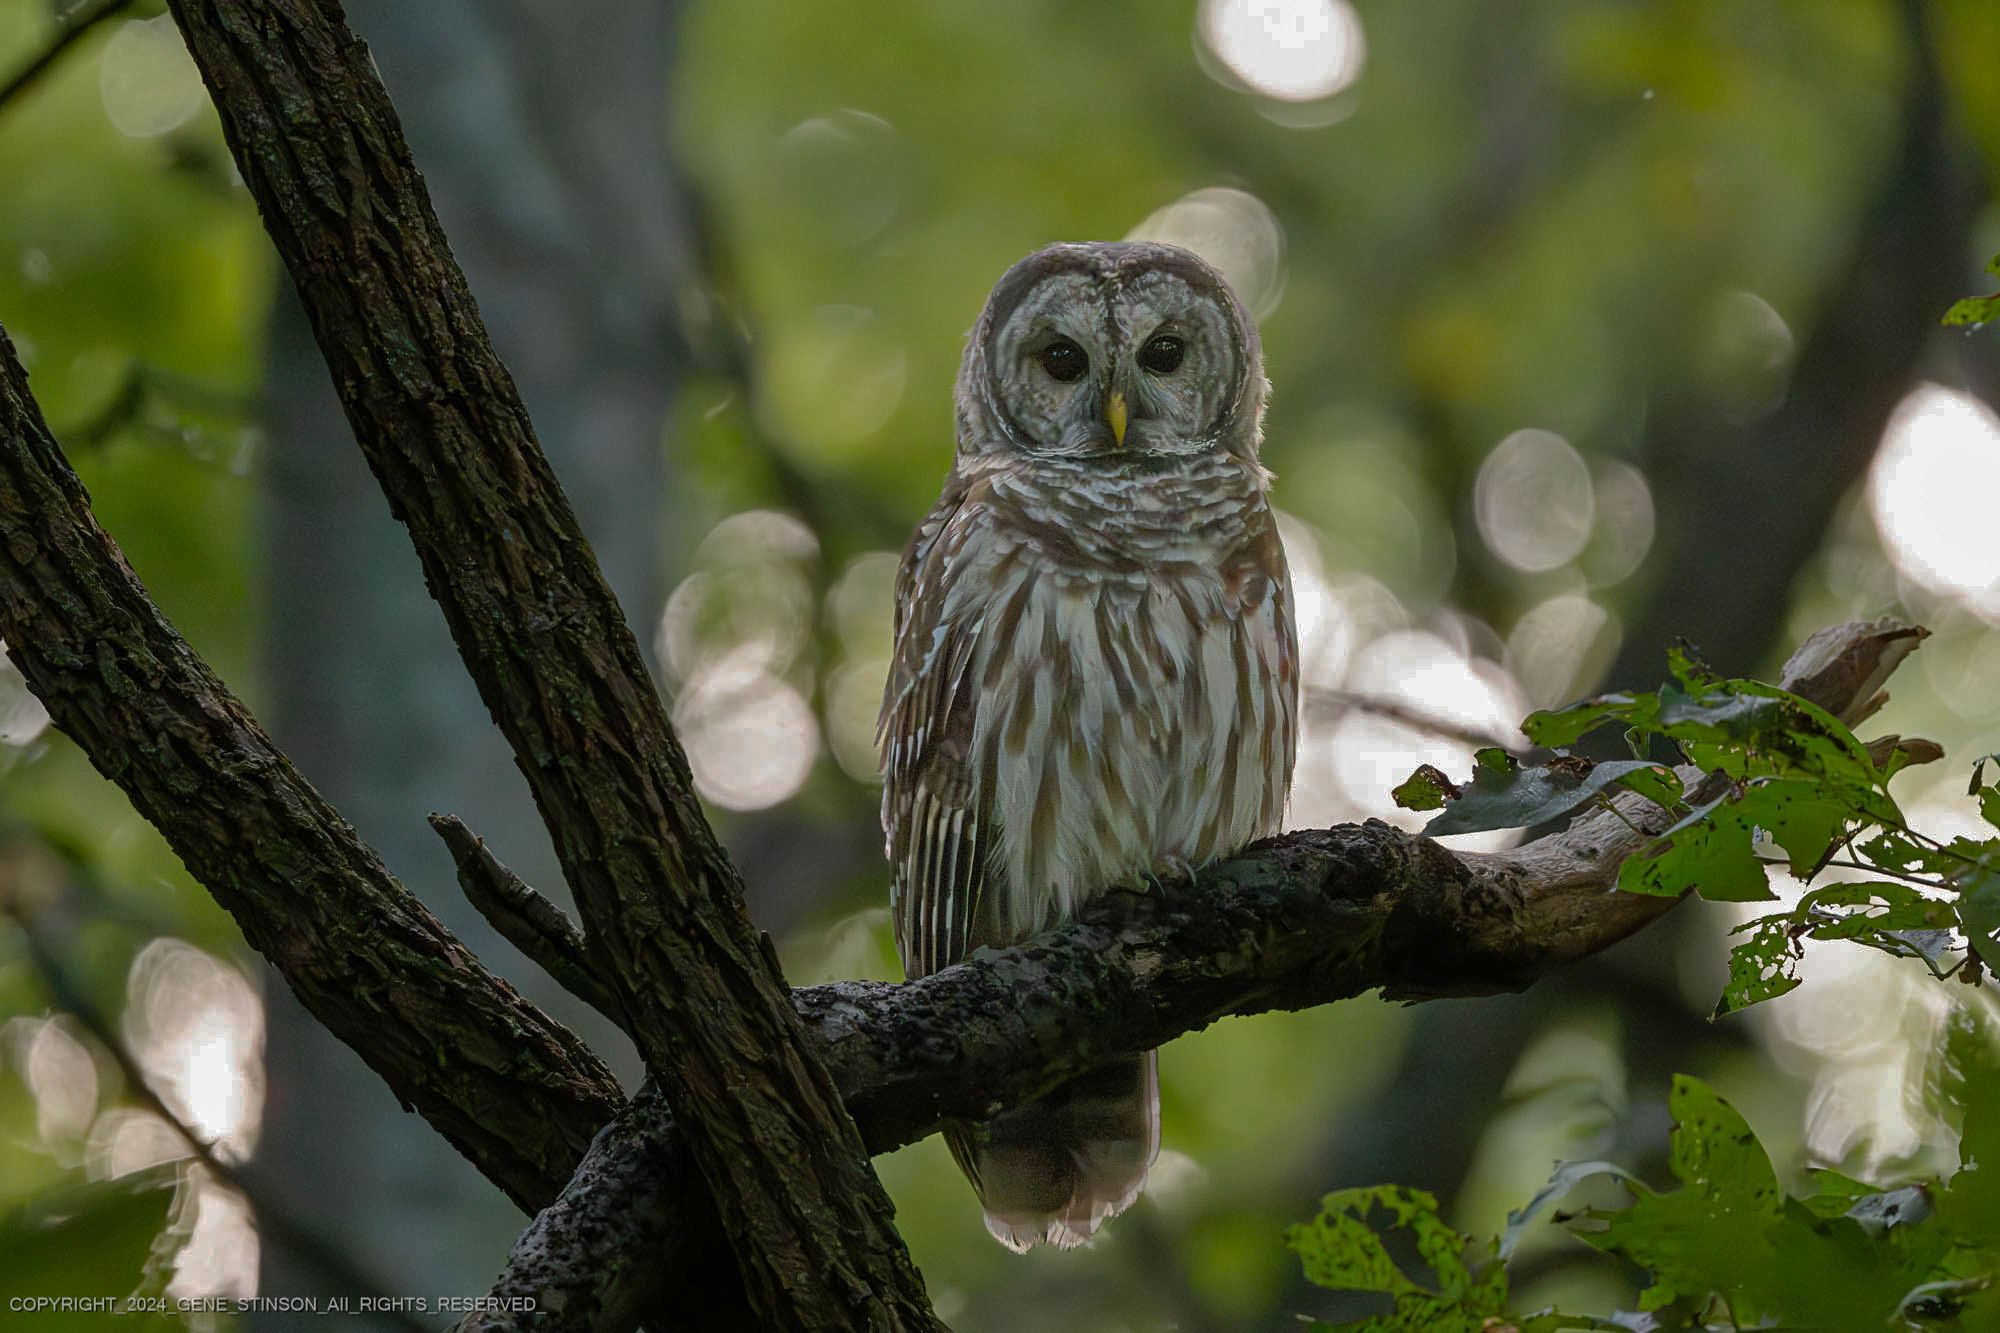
[
  {"x1": 0, "y1": 321, "x2": 620, "y2": 1212},
  {"x1": 161, "y1": 1, "x2": 937, "y2": 1325},
  {"x1": 254, "y1": 0, "x2": 693, "y2": 1304}
]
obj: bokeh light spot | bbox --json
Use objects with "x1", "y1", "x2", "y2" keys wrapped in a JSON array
[
  {"x1": 659, "y1": 511, "x2": 819, "y2": 686},
  {"x1": 167, "y1": 1168, "x2": 258, "y2": 1304},
  {"x1": 1580, "y1": 460, "x2": 1656, "y2": 587},
  {"x1": 1127, "y1": 187, "x2": 1286, "y2": 321},
  {"x1": 1474, "y1": 428, "x2": 1596, "y2": 574},
  {"x1": 1868, "y1": 383, "x2": 2000, "y2": 619},
  {"x1": 1197, "y1": 0, "x2": 1367, "y2": 103},
  {"x1": 99, "y1": 17, "x2": 207, "y2": 139},
  {"x1": 824, "y1": 657, "x2": 891, "y2": 785},
  {"x1": 5, "y1": 1016, "x2": 98, "y2": 1147},
  {"x1": 1322, "y1": 631, "x2": 1525, "y2": 851},
  {"x1": 827, "y1": 550, "x2": 901, "y2": 657},
  {"x1": 776, "y1": 109, "x2": 907, "y2": 249},
  {"x1": 122, "y1": 939, "x2": 263, "y2": 1159},
  {"x1": 675, "y1": 658, "x2": 821, "y2": 811},
  {"x1": 1505, "y1": 594, "x2": 1621, "y2": 710},
  {"x1": 1694, "y1": 290, "x2": 1795, "y2": 416},
  {"x1": 86, "y1": 1106, "x2": 190, "y2": 1180},
  {"x1": 760, "y1": 305, "x2": 908, "y2": 454}
]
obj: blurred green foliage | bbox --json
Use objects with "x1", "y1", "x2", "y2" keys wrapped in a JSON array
[
  {"x1": 1399, "y1": 639, "x2": 1994, "y2": 1018},
  {"x1": 1369, "y1": 639, "x2": 2000, "y2": 1326},
  {"x1": 0, "y1": 0, "x2": 1995, "y2": 1327},
  {"x1": 1294, "y1": 1065, "x2": 2000, "y2": 1330}
]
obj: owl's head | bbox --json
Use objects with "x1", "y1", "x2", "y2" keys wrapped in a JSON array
[{"x1": 955, "y1": 241, "x2": 1268, "y2": 464}]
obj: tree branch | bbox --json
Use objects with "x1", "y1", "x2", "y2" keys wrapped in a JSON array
[
  {"x1": 1608, "y1": 0, "x2": 1977, "y2": 684},
  {"x1": 162, "y1": 1, "x2": 937, "y2": 1324},
  {"x1": 429, "y1": 813, "x2": 629, "y2": 1033},
  {"x1": 0, "y1": 0, "x2": 133, "y2": 114},
  {"x1": 0, "y1": 321, "x2": 621, "y2": 1212},
  {"x1": 477, "y1": 620, "x2": 1925, "y2": 1328}
]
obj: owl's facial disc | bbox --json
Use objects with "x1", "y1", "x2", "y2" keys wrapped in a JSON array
[{"x1": 973, "y1": 242, "x2": 1260, "y2": 463}]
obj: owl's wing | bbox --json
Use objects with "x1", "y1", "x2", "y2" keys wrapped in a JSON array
[{"x1": 879, "y1": 479, "x2": 993, "y2": 980}]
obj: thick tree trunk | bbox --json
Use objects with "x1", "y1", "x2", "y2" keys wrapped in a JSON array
[
  {"x1": 160, "y1": 1, "x2": 940, "y2": 1325},
  {"x1": 255, "y1": 0, "x2": 692, "y2": 1308}
]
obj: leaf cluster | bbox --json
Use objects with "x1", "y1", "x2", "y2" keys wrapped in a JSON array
[
  {"x1": 1943, "y1": 253, "x2": 2000, "y2": 327},
  {"x1": 1292, "y1": 1070, "x2": 2000, "y2": 1330},
  {"x1": 1394, "y1": 646, "x2": 1990, "y2": 1018}
]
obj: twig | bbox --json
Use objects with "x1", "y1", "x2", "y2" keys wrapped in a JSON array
[
  {"x1": 59, "y1": 360, "x2": 259, "y2": 456},
  {"x1": 1315, "y1": 687, "x2": 1526, "y2": 754},
  {"x1": 429, "y1": 813, "x2": 629, "y2": 1034},
  {"x1": 0, "y1": 0, "x2": 134, "y2": 113}
]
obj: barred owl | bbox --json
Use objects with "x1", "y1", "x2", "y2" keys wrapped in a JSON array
[{"x1": 879, "y1": 241, "x2": 1298, "y2": 1251}]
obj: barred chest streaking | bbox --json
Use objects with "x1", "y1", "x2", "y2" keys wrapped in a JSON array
[{"x1": 894, "y1": 449, "x2": 1295, "y2": 959}]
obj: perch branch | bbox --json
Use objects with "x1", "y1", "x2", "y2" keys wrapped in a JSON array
[{"x1": 474, "y1": 619, "x2": 1925, "y2": 1330}]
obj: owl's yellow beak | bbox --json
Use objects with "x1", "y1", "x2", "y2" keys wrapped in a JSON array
[{"x1": 1105, "y1": 390, "x2": 1128, "y2": 448}]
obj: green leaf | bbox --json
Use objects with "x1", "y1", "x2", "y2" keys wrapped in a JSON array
[
  {"x1": 1944, "y1": 294, "x2": 2000, "y2": 327},
  {"x1": 1570, "y1": 1076, "x2": 1785, "y2": 1316},
  {"x1": 1664, "y1": 641, "x2": 1719, "y2": 691},
  {"x1": 1943, "y1": 254, "x2": 2000, "y2": 326},
  {"x1": 1288, "y1": 1185, "x2": 1517, "y2": 1331},
  {"x1": 1421, "y1": 756, "x2": 1677, "y2": 838},
  {"x1": 1955, "y1": 865, "x2": 2000, "y2": 973},
  {"x1": 1521, "y1": 692, "x2": 1653, "y2": 748},
  {"x1": 1390, "y1": 764, "x2": 1455, "y2": 812},
  {"x1": 1618, "y1": 798, "x2": 1773, "y2": 901},
  {"x1": 1744, "y1": 776, "x2": 1855, "y2": 876},
  {"x1": 1288, "y1": 1187, "x2": 1435, "y2": 1297},
  {"x1": 0, "y1": 1170, "x2": 178, "y2": 1312},
  {"x1": 1799, "y1": 881, "x2": 1952, "y2": 939},
  {"x1": 1501, "y1": 1159, "x2": 1645, "y2": 1259},
  {"x1": 1793, "y1": 1169, "x2": 1887, "y2": 1220},
  {"x1": 1714, "y1": 916, "x2": 1802, "y2": 1017},
  {"x1": 1612, "y1": 764, "x2": 1685, "y2": 810}
]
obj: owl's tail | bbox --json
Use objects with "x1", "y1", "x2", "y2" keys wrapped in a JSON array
[{"x1": 946, "y1": 1050, "x2": 1160, "y2": 1252}]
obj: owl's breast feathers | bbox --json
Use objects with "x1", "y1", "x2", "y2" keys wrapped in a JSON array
[{"x1": 881, "y1": 452, "x2": 1300, "y2": 969}]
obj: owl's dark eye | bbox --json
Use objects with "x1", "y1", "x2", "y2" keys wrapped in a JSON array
[
  {"x1": 1038, "y1": 338, "x2": 1089, "y2": 383},
  {"x1": 1139, "y1": 334, "x2": 1186, "y2": 374}
]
